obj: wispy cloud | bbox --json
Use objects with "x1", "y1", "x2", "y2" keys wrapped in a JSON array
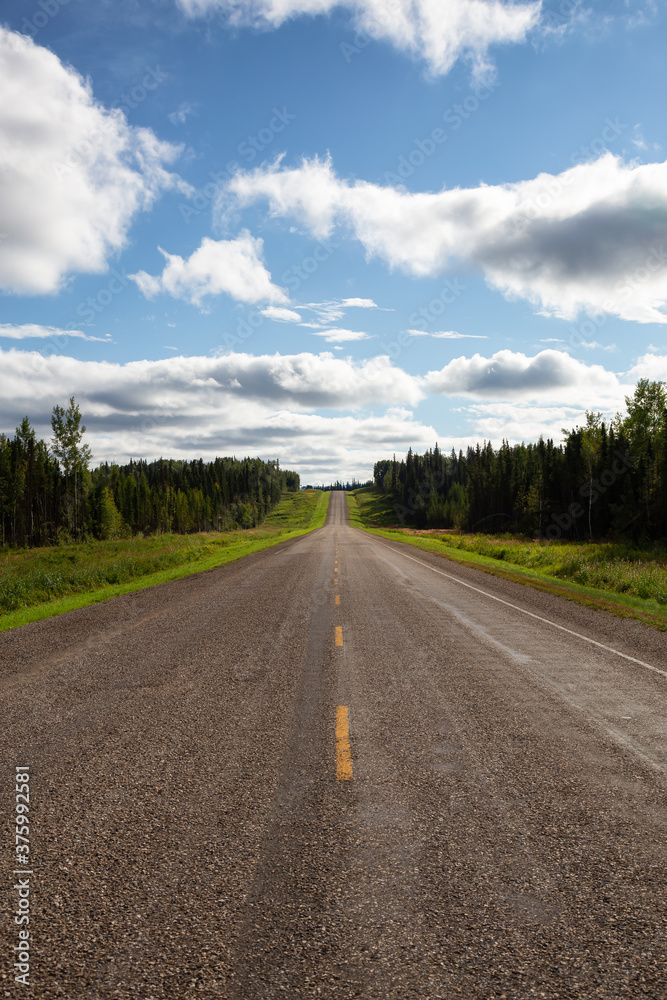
[
  {"x1": 299, "y1": 297, "x2": 382, "y2": 327},
  {"x1": 407, "y1": 329, "x2": 488, "y2": 339},
  {"x1": 168, "y1": 101, "x2": 195, "y2": 125},
  {"x1": 0, "y1": 324, "x2": 112, "y2": 343},
  {"x1": 260, "y1": 305, "x2": 303, "y2": 322},
  {"x1": 308, "y1": 328, "x2": 372, "y2": 343}
]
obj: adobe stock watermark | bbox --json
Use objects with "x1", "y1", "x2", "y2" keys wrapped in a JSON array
[
  {"x1": 542, "y1": 0, "x2": 583, "y2": 31},
  {"x1": 219, "y1": 237, "x2": 340, "y2": 351},
  {"x1": 362, "y1": 276, "x2": 467, "y2": 385},
  {"x1": 393, "y1": 471, "x2": 446, "y2": 525},
  {"x1": 52, "y1": 66, "x2": 168, "y2": 181},
  {"x1": 565, "y1": 244, "x2": 667, "y2": 352},
  {"x1": 114, "y1": 380, "x2": 222, "y2": 459},
  {"x1": 512, "y1": 116, "x2": 627, "y2": 235},
  {"x1": 538, "y1": 450, "x2": 636, "y2": 541},
  {"x1": 339, "y1": 14, "x2": 388, "y2": 63},
  {"x1": 570, "y1": 116, "x2": 628, "y2": 167},
  {"x1": 18, "y1": 0, "x2": 72, "y2": 39},
  {"x1": 179, "y1": 108, "x2": 296, "y2": 225},
  {"x1": 407, "y1": 278, "x2": 467, "y2": 329},
  {"x1": 28, "y1": 268, "x2": 130, "y2": 366},
  {"x1": 382, "y1": 81, "x2": 499, "y2": 186},
  {"x1": 13, "y1": 765, "x2": 32, "y2": 988}
]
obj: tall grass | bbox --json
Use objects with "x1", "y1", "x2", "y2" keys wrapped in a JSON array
[
  {"x1": 438, "y1": 535, "x2": 667, "y2": 605},
  {"x1": 0, "y1": 490, "x2": 328, "y2": 617}
]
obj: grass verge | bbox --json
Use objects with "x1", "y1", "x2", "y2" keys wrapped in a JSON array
[
  {"x1": 0, "y1": 490, "x2": 330, "y2": 633},
  {"x1": 348, "y1": 488, "x2": 667, "y2": 631}
]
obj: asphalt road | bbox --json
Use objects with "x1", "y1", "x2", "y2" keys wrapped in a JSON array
[{"x1": 1, "y1": 490, "x2": 666, "y2": 999}]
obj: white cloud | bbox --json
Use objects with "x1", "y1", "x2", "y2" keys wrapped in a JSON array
[
  {"x1": 0, "y1": 324, "x2": 112, "y2": 343},
  {"x1": 2, "y1": 345, "x2": 660, "y2": 480},
  {"x1": 425, "y1": 348, "x2": 624, "y2": 404},
  {"x1": 130, "y1": 233, "x2": 288, "y2": 307},
  {"x1": 309, "y1": 328, "x2": 372, "y2": 342},
  {"x1": 0, "y1": 347, "x2": 426, "y2": 482},
  {"x1": 0, "y1": 27, "x2": 188, "y2": 295},
  {"x1": 169, "y1": 102, "x2": 195, "y2": 125},
  {"x1": 0, "y1": 347, "x2": 422, "y2": 416},
  {"x1": 627, "y1": 350, "x2": 667, "y2": 383},
  {"x1": 260, "y1": 305, "x2": 303, "y2": 322},
  {"x1": 299, "y1": 296, "x2": 381, "y2": 326},
  {"x1": 463, "y1": 401, "x2": 593, "y2": 445},
  {"x1": 407, "y1": 329, "x2": 488, "y2": 339},
  {"x1": 225, "y1": 152, "x2": 667, "y2": 324},
  {"x1": 340, "y1": 297, "x2": 380, "y2": 309},
  {"x1": 176, "y1": 0, "x2": 540, "y2": 79},
  {"x1": 578, "y1": 340, "x2": 616, "y2": 351}
]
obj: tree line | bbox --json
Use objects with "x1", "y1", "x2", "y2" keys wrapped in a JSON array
[
  {"x1": 373, "y1": 379, "x2": 667, "y2": 542},
  {"x1": 0, "y1": 398, "x2": 300, "y2": 547}
]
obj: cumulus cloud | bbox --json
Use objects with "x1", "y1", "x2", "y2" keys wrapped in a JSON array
[
  {"x1": 0, "y1": 27, "x2": 188, "y2": 295},
  {"x1": 2, "y1": 344, "x2": 658, "y2": 478},
  {"x1": 130, "y1": 233, "x2": 288, "y2": 307},
  {"x1": 0, "y1": 347, "x2": 422, "y2": 417},
  {"x1": 464, "y1": 401, "x2": 594, "y2": 445},
  {"x1": 0, "y1": 324, "x2": 112, "y2": 343},
  {"x1": 225, "y1": 152, "x2": 667, "y2": 324},
  {"x1": 626, "y1": 350, "x2": 667, "y2": 383},
  {"x1": 425, "y1": 348, "x2": 624, "y2": 404},
  {"x1": 0, "y1": 347, "x2": 427, "y2": 482},
  {"x1": 176, "y1": 0, "x2": 540, "y2": 79}
]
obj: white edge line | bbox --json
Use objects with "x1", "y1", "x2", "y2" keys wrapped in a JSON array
[{"x1": 374, "y1": 537, "x2": 667, "y2": 681}]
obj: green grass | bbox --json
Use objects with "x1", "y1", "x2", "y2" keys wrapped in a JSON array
[
  {"x1": 348, "y1": 487, "x2": 667, "y2": 630},
  {"x1": 0, "y1": 490, "x2": 330, "y2": 632},
  {"x1": 348, "y1": 486, "x2": 398, "y2": 527},
  {"x1": 345, "y1": 491, "x2": 366, "y2": 529},
  {"x1": 430, "y1": 534, "x2": 667, "y2": 603}
]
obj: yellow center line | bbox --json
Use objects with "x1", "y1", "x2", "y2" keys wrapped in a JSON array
[
  {"x1": 336, "y1": 705, "x2": 353, "y2": 780},
  {"x1": 335, "y1": 595, "x2": 340, "y2": 606},
  {"x1": 335, "y1": 625, "x2": 343, "y2": 647}
]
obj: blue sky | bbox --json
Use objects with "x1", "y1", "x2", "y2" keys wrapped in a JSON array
[{"x1": 0, "y1": 0, "x2": 665, "y2": 482}]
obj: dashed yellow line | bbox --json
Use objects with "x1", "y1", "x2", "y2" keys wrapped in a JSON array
[
  {"x1": 335, "y1": 595, "x2": 340, "y2": 606},
  {"x1": 336, "y1": 705, "x2": 353, "y2": 780},
  {"x1": 335, "y1": 625, "x2": 343, "y2": 647}
]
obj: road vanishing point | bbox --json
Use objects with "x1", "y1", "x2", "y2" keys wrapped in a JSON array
[{"x1": 1, "y1": 491, "x2": 666, "y2": 998}]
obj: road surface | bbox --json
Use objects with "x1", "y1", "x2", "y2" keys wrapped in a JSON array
[{"x1": 1, "y1": 490, "x2": 666, "y2": 998}]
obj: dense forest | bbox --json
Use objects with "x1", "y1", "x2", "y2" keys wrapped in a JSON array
[
  {"x1": 0, "y1": 398, "x2": 300, "y2": 547},
  {"x1": 374, "y1": 379, "x2": 667, "y2": 542}
]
